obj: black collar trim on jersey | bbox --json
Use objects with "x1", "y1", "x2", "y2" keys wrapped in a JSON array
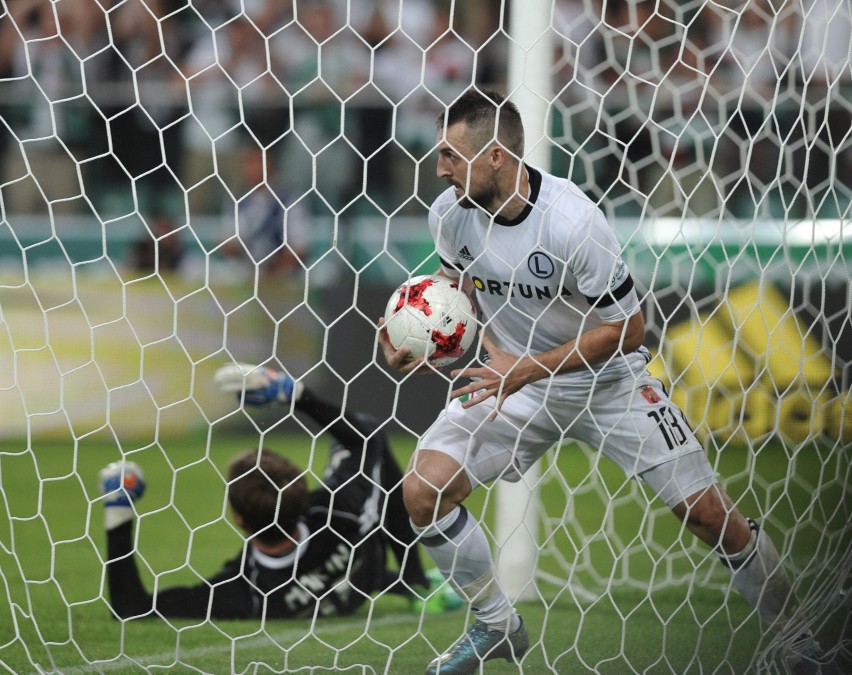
[{"x1": 493, "y1": 164, "x2": 542, "y2": 226}]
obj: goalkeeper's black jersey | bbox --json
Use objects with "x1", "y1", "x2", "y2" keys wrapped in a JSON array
[{"x1": 106, "y1": 408, "x2": 394, "y2": 620}]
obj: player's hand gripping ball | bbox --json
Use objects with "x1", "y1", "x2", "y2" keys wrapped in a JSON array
[{"x1": 383, "y1": 275, "x2": 477, "y2": 367}]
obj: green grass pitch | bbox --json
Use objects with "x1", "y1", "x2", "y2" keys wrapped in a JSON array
[{"x1": 0, "y1": 430, "x2": 848, "y2": 673}]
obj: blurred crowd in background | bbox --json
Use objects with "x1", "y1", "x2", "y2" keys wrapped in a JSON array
[{"x1": 0, "y1": 0, "x2": 849, "y2": 245}]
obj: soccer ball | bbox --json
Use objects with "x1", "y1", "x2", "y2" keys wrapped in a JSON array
[{"x1": 383, "y1": 275, "x2": 477, "y2": 367}]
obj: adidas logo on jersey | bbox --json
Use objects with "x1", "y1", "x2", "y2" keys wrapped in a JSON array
[{"x1": 458, "y1": 246, "x2": 474, "y2": 261}]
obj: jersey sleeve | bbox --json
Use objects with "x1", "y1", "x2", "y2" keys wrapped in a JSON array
[
  {"x1": 429, "y1": 193, "x2": 463, "y2": 276},
  {"x1": 106, "y1": 521, "x2": 256, "y2": 619},
  {"x1": 569, "y1": 208, "x2": 641, "y2": 323},
  {"x1": 155, "y1": 555, "x2": 257, "y2": 619}
]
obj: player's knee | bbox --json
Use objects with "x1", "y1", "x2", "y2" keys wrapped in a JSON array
[
  {"x1": 402, "y1": 472, "x2": 441, "y2": 527},
  {"x1": 403, "y1": 450, "x2": 470, "y2": 527}
]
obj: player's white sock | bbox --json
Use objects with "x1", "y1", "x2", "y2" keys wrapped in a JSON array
[
  {"x1": 413, "y1": 505, "x2": 518, "y2": 630},
  {"x1": 719, "y1": 519, "x2": 798, "y2": 627}
]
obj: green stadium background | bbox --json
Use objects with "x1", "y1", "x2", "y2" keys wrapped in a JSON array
[{"x1": 1, "y1": 216, "x2": 849, "y2": 442}]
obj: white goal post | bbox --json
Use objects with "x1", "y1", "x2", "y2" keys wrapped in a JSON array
[
  {"x1": 0, "y1": 0, "x2": 850, "y2": 673},
  {"x1": 492, "y1": 0, "x2": 553, "y2": 604}
]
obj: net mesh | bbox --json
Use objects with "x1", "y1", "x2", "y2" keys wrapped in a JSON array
[{"x1": 0, "y1": 0, "x2": 849, "y2": 672}]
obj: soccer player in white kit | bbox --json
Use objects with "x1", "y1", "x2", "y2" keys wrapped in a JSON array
[{"x1": 378, "y1": 89, "x2": 835, "y2": 675}]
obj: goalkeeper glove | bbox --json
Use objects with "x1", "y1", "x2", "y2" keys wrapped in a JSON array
[
  {"x1": 98, "y1": 461, "x2": 146, "y2": 529},
  {"x1": 214, "y1": 363, "x2": 303, "y2": 406}
]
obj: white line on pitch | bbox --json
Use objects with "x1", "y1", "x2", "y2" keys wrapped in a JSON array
[{"x1": 39, "y1": 613, "x2": 421, "y2": 675}]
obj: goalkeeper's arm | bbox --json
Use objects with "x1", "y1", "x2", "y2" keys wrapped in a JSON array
[
  {"x1": 98, "y1": 462, "x2": 153, "y2": 619},
  {"x1": 213, "y1": 363, "x2": 304, "y2": 407},
  {"x1": 214, "y1": 363, "x2": 383, "y2": 465},
  {"x1": 99, "y1": 462, "x2": 259, "y2": 619}
]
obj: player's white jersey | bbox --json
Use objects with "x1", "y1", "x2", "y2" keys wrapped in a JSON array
[{"x1": 429, "y1": 166, "x2": 649, "y2": 388}]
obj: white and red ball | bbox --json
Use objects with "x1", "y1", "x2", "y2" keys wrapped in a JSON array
[{"x1": 383, "y1": 275, "x2": 477, "y2": 367}]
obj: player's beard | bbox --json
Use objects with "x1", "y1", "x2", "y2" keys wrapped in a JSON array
[{"x1": 455, "y1": 181, "x2": 497, "y2": 211}]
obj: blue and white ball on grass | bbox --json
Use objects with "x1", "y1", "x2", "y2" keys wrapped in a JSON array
[{"x1": 383, "y1": 275, "x2": 477, "y2": 367}]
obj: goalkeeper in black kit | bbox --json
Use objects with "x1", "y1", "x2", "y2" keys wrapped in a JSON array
[{"x1": 98, "y1": 364, "x2": 460, "y2": 620}]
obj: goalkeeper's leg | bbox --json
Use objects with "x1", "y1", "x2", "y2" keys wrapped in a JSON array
[
  {"x1": 284, "y1": 385, "x2": 435, "y2": 594},
  {"x1": 376, "y1": 442, "x2": 431, "y2": 592}
]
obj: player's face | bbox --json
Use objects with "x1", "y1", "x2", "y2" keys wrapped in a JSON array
[{"x1": 436, "y1": 123, "x2": 497, "y2": 210}]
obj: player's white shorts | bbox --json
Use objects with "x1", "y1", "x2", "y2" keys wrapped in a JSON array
[{"x1": 417, "y1": 370, "x2": 717, "y2": 508}]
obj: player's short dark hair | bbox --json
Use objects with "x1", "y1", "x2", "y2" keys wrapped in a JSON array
[
  {"x1": 437, "y1": 88, "x2": 525, "y2": 158},
  {"x1": 227, "y1": 449, "x2": 308, "y2": 544}
]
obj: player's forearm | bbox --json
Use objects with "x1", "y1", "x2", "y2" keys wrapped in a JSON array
[{"x1": 527, "y1": 313, "x2": 645, "y2": 379}]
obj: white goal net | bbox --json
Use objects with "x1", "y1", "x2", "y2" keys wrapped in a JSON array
[{"x1": 0, "y1": 0, "x2": 850, "y2": 673}]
